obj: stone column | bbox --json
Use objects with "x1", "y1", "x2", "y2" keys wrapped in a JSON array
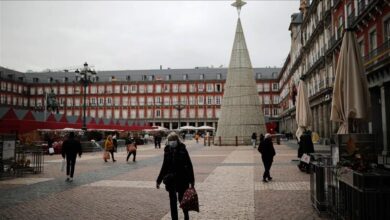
[
  {"x1": 312, "y1": 107, "x2": 317, "y2": 133},
  {"x1": 380, "y1": 85, "x2": 388, "y2": 156},
  {"x1": 323, "y1": 103, "x2": 329, "y2": 139},
  {"x1": 319, "y1": 104, "x2": 324, "y2": 138}
]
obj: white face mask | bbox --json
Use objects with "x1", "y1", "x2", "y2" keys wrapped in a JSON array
[{"x1": 168, "y1": 141, "x2": 177, "y2": 148}]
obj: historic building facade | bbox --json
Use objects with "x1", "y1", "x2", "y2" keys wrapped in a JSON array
[
  {"x1": 0, "y1": 67, "x2": 280, "y2": 131},
  {"x1": 278, "y1": 0, "x2": 389, "y2": 148}
]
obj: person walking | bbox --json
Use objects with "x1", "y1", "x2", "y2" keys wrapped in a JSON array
[
  {"x1": 251, "y1": 132, "x2": 257, "y2": 148},
  {"x1": 154, "y1": 134, "x2": 162, "y2": 149},
  {"x1": 194, "y1": 133, "x2": 199, "y2": 143},
  {"x1": 156, "y1": 132, "x2": 195, "y2": 220},
  {"x1": 61, "y1": 132, "x2": 82, "y2": 182},
  {"x1": 297, "y1": 130, "x2": 314, "y2": 173},
  {"x1": 112, "y1": 134, "x2": 118, "y2": 152},
  {"x1": 258, "y1": 133, "x2": 276, "y2": 182},
  {"x1": 104, "y1": 135, "x2": 116, "y2": 162},
  {"x1": 126, "y1": 134, "x2": 137, "y2": 162}
]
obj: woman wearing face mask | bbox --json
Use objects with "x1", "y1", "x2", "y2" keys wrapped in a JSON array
[{"x1": 156, "y1": 132, "x2": 195, "y2": 220}]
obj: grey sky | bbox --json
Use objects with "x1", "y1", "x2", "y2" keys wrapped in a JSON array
[{"x1": 0, "y1": 1, "x2": 298, "y2": 72}]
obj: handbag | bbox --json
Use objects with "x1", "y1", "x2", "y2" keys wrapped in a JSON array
[
  {"x1": 180, "y1": 187, "x2": 199, "y2": 212},
  {"x1": 49, "y1": 147, "x2": 55, "y2": 155},
  {"x1": 300, "y1": 153, "x2": 310, "y2": 164},
  {"x1": 103, "y1": 151, "x2": 110, "y2": 160},
  {"x1": 127, "y1": 144, "x2": 136, "y2": 152}
]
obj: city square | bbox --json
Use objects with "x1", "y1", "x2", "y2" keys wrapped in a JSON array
[
  {"x1": 1, "y1": 0, "x2": 390, "y2": 219},
  {"x1": 0, "y1": 140, "x2": 329, "y2": 220}
]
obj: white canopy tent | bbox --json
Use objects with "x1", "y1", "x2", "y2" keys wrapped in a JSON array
[
  {"x1": 179, "y1": 125, "x2": 197, "y2": 130},
  {"x1": 196, "y1": 125, "x2": 215, "y2": 130}
]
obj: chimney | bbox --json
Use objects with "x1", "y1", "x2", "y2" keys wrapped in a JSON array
[{"x1": 299, "y1": 0, "x2": 308, "y2": 17}]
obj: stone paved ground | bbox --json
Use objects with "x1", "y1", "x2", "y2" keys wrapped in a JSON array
[{"x1": 0, "y1": 140, "x2": 330, "y2": 220}]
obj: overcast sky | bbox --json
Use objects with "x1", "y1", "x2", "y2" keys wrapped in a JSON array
[{"x1": 0, "y1": 1, "x2": 299, "y2": 72}]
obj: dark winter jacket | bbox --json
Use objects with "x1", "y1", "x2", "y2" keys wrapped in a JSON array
[
  {"x1": 61, "y1": 138, "x2": 82, "y2": 158},
  {"x1": 258, "y1": 138, "x2": 276, "y2": 159},
  {"x1": 157, "y1": 142, "x2": 195, "y2": 191},
  {"x1": 298, "y1": 133, "x2": 314, "y2": 158},
  {"x1": 251, "y1": 133, "x2": 257, "y2": 140}
]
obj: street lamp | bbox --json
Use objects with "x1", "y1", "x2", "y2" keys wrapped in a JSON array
[
  {"x1": 174, "y1": 103, "x2": 185, "y2": 129},
  {"x1": 75, "y1": 62, "x2": 96, "y2": 131}
]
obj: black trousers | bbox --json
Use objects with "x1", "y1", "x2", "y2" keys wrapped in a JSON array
[
  {"x1": 262, "y1": 157, "x2": 273, "y2": 180},
  {"x1": 66, "y1": 154, "x2": 77, "y2": 178},
  {"x1": 126, "y1": 150, "x2": 136, "y2": 161},
  {"x1": 109, "y1": 150, "x2": 115, "y2": 161},
  {"x1": 168, "y1": 188, "x2": 189, "y2": 220}
]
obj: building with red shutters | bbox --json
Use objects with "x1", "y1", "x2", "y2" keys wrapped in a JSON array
[{"x1": 0, "y1": 66, "x2": 280, "y2": 131}]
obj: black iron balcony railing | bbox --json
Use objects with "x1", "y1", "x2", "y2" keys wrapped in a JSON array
[
  {"x1": 337, "y1": 25, "x2": 344, "y2": 40},
  {"x1": 364, "y1": 39, "x2": 390, "y2": 67},
  {"x1": 358, "y1": 0, "x2": 367, "y2": 15},
  {"x1": 346, "y1": 10, "x2": 356, "y2": 29}
]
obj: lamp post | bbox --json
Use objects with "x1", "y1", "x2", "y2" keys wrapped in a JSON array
[
  {"x1": 174, "y1": 103, "x2": 185, "y2": 129},
  {"x1": 75, "y1": 62, "x2": 96, "y2": 131}
]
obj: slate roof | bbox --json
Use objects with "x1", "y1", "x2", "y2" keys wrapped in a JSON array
[{"x1": 1, "y1": 66, "x2": 281, "y2": 84}]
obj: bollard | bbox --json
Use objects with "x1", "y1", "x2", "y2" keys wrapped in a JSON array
[
  {"x1": 235, "y1": 136, "x2": 238, "y2": 146},
  {"x1": 218, "y1": 136, "x2": 221, "y2": 146},
  {"x1": 208, "y1": 137, "x2": 211, "y2": 146}
]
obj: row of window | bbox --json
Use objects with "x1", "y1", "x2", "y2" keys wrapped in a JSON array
[
  {"x1": 59, "y1": 107, "x2": 280, "y2": 119},
  {"x1": 0, "y1": 81, "x2": 279, "y2": 96},
  {"x1": 1, "y1": 93, "x2": 280, "y2": 107}
]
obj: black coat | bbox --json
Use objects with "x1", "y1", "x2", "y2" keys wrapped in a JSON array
[
  {"x1": 298, "y1": 134, "x2": 314, "y2": 158},
  {"x1": 61, "y1": 138, "x2": 82, "y2": 158},
  {"x1": 258, "y1": 138, "x2": 276, "y2": 160},
  {"x1": 157, "y1": 142, "x2": 195, "y2": 191}
]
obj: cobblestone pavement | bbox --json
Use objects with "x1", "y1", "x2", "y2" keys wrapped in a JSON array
[{"x1": 0, "y1": 140, "x2": 329, "y2": 220}]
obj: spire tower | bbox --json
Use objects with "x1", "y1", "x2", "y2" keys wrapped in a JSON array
[{"x1": 216, "y1": 0, "x2": 266, "y2": 145}]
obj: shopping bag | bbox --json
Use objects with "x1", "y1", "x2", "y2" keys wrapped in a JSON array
[
  {"x1": 300, "y1": 153, "x2": 311, "y2": 164},
  {"x1": 103, "y1": 151, "x2": 110, "y2": 160},
  {"x1": 127, "y1": 144, "x2": 136, "y2": 152},
  {"x1": 180, "y1": 187, "x2": 199, "y2": 212},
  {"x1": 49, "y1": 147, "x2": 55, "y2": 155},
  {"x1": 61, "y1": 159, "x2": 65, "y2": 172}
]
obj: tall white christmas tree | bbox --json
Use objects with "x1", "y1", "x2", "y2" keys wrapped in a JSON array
[{"x1": 216, "y1": 0, "x2": 266, "y2": 145}]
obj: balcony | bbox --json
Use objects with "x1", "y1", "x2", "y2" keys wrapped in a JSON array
[
  {"x1": 358, "y1": 0, "x2": 367, "y2": 14},
  {"x1": 346, "y1": 10, "x2": 356, "y2": 29},
  {"x1": 332, "y1": 0, "x2": 341, "y2": 8},
  {"x1": 364, "y1": 39, "x2": 390, "y2": 70}
]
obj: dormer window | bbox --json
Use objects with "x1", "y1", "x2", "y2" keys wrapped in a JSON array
[
  {"x1": 183, "y1": 74, "x2": 188, "y2": 80},
  {"x1": 33, "y1": 78, "x2": 39, "y2": 83},
  {"x1": 165, "y1": 75, "x2": 171, "y2": 80},
  {"x1": 126, "y1": 75, "x2": 131, "y2": 81},
  {"x1": 48, "y1": 77, "x2": 53, "y2": 83},
  {"x1": 217, "y1": 73, "x2": 222, "y2": 80},
  {"x1": 200, "y1": 74, "x2": 204, "y2": 80},
  {"x1": 64, "y1": 77, "x2": 68, "y2": 83},
  {"x1": 257, "y1": 73, "x2": 262, "y2": 79}
]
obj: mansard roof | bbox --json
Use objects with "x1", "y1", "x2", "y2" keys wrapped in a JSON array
[{"x1": 0, "y1": 66, "x2": 281, "y2": 83}]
